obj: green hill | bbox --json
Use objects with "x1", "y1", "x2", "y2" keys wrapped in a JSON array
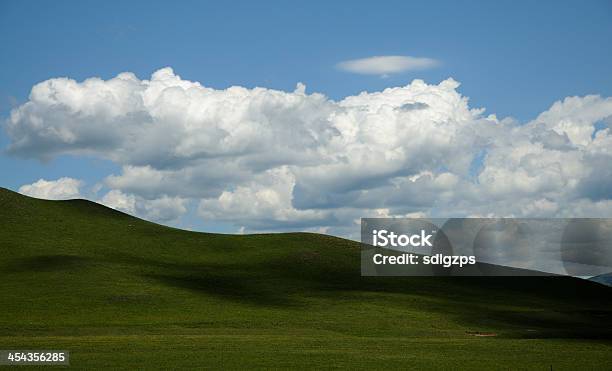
[{"x1": 0, "y1": 187, "x2": 611, "y2": 370}]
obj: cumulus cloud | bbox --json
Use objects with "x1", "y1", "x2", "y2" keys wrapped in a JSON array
[
  {"x1": 99, "y1": 189, "x2": 136, "y2": 214},
  {"x1": 17, "y1": 177, "x2": 186, "y2": 223},
  {"x1": 198, "y1": 167, "x2": 334, "y2": 230},
  {"x1": 337, "y1": 56, "x2": 439, "y2": 76},
  {"x1": 6, "y1": 68, "x2": 612, "y2": 238},
  {"x1": 18, "y1": 178, "x2": 82, "y2": 200},
  {"x1": 98, "y1": 189, "x2": 186, "y2": 222},
  {"x1": 19, "y1": 177, "x2": 187, "y2": 222}
]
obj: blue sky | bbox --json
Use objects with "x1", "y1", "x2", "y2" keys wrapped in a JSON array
[{"x1": 1, "y1": 0, "x2": 611, "y2": 235}]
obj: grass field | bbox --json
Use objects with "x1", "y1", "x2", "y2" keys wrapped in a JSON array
[{"x1": 1, "y1": 187, "x2": 611, "y2": 369}]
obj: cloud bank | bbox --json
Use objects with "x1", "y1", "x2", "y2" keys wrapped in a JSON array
[
  {"x1": 7, "y1": 68, "x2": 612, "y2": 238},
  {"x1": 337, "y1": 56, "x2": 439, "y2": 76},
  {"x1": 19, "y1": 177, "x2": 82, "y2": 200}
]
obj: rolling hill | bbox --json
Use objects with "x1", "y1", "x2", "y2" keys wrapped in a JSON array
[{"x1": 1, "y1": 187, "x2": 611, "y2": 370}]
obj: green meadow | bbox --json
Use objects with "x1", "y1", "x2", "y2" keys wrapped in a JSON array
[{"x1": 1, "y1": 188, "x2": 611, "y2": 369}]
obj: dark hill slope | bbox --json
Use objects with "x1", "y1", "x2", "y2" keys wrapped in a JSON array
[{"x1": 0, "y1": 187, "x2": 611, "y2": 370}]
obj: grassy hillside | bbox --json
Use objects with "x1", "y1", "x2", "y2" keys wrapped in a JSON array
[{"x1": 1, "y1": 187, "x2": 611, "y2": 370}]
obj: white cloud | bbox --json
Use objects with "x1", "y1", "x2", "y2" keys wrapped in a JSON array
[
  {"x1": 6, "y1": 68, "x2": 612, "y2": 237},
  {"x1": 198, "y1": 167, "x2": 332, "y2": 230},
  {"x1": 17, "y1": 178, "x2": 187, "y2": 223},
  {"x1": 99, "y1": 189, "x2": 186, "y2": 223},
  {"x1": 100, "y1": 189, "x2": 136, "y2": 214},
  {"x1": 18, "y1": 178, "x2": 82, "y2": 200},
  {"x1": 534, "y1": 95, "x2": 612, "y2": 146},
  {"x1": 140, "y1": 195, "x2": 187, "y2": 222},
  {"x1": 337, "y1": 56, "x2": 439, "y2": 76}
]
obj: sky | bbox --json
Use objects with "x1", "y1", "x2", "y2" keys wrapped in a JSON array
[{"x1": 1, "y1": 0, "x2": 611, "y2": 238}]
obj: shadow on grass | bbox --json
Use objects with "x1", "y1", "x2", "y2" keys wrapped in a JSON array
[
  {"x1": 490, "y1": 309, "x2": 612, "y2": 339},
  {"x1": 5, "y1": 254, "x2": 92, "y2": 272},
  {"x1": 258, "y1": 252, "x2": 612, "y2": 339},
  {"x1": 143, "y1": 272, "x2": 298, "y2": 307},
  {"x1": 8, "y1": 249, "x2": 612, "y2": 338},
  {"x1": 103, "y1": 252, "x2": 298, "y2": 307},
  {"x1": 109, "y1": 249, "x2": 612, "y2": 338}
]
